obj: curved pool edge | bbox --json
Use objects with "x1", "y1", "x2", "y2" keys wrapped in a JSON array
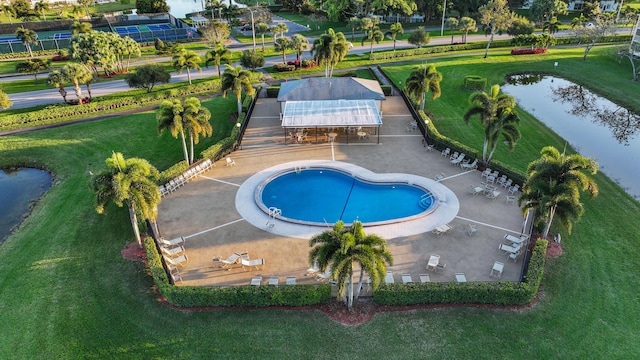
[{"x1": 235, "y1": 160, "x2": 460, "y2": 240}]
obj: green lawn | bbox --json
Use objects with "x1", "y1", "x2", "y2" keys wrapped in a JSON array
[{"x1": 0, "y1": 47, "x2": 639, "y2": 357}]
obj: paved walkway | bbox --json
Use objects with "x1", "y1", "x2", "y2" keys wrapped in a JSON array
[{"x1": 157, "y1": 96, "x2": 528, "y2": 290}]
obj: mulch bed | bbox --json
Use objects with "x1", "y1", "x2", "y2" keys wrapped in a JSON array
[{"x1": 121, "y1": 241, "x2": 541, "y2": 326}]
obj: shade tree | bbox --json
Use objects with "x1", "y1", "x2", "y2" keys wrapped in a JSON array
[{"x1": 125, "y1": 64, "x2": 170, "y2": 93}]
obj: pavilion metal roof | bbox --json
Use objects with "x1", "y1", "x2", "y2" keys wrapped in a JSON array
[{"x1": 277, "y1": 77, "x2": 386, "y2": 102}]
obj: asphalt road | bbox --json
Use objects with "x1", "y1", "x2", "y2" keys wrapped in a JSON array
[{"x1": 3, "y1": 25, "x2": 631, "y2": 110}]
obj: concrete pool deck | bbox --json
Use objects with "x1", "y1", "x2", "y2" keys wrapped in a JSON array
[{"x1": 156, "y1": 97, "x2": 529, "y2": 290}]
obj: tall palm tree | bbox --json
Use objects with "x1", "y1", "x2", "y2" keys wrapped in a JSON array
[
  {"x1": 405, "y1": 64, "x2": 442, "y2": 111},
  {"x1": 271, "y1": 23, "x2": 288, "y2": 42},
  {"x1": 347, "y1": 17, "x2": 361, "y2": 42},
  {"x1": 446, "y1": 17, "x2": 459, "y2": 44},
  {"x1": 157, "y1": 99, "x2": 189, "y2": 164},
  {"x1": 47, "y1": 70, "x2": 68, "y2": 103},
  {"x1": 291, "y1": 33, "x2": 308, "y2": 61},
  {"x1": 15, "y1": 27, "x2": 38, "y2": 58},
  {"x1": 92, "y1": 152, "x2": 161, "y2": 248},
  {"x1": 181, "y1": 97, "x2": 213, "y2": 164},
  {"x1": 61, "y1": 63, "x2": 92, "y2": 105},
  {"x1": 309, "y1": 221, "x2": 393, "y2": 310},
  {"x1": 311, "y1": 28, "x2": 349, "y2": 78},
  {"x1": 16, "y1": 58, "x2": 50, "y2": 84},
  {"x1": 221, "y1": 65, "x2": 255, "y2": 115},
  {"x1": 463, "y1": 84, "x2": 517, "y2": 163},
  {"x1": 483, "y1": 106, "x2": 521, "y2": 164},
  {"x1": 385, "y1": 22, "x2": 403, "y2": 53},
  {"x1": 205, "y1": 44, "x2": 231, "y2": 77},
  {"x1": 361, "y1": 25, "x2": 384, "y2": 56},
  {"x1": 518, "y1": 146, "x2": 599, "y2": 239},
  {"x1": 459, "y1": 16, "x2": 478, "y2": 43},
  {"x1": 254, "y1": 22, "x2": 269, "y2": 52},
  {"x1": 34, "y1": 1, "x2": 49, "y2": 21},
  {"x1": 70, "y1": 21, "x2": 92, "y2": 35},
  {"x1": 274, "y1": 36, "x2": 293, "y2": 63},
  {"x1": 172, "y1": 48, "x2": 202, "y2": 85}
]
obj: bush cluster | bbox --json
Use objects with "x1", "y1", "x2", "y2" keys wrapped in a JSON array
[
  {"x1": 463, "y1": 75, "x2": 487, "y2": 90},
  {"x1": 273, "y1": 63, "x2": 296, "y2": 72},
  {"x1": 144, "y1": 238, "x2": 332, "y2": 307},
  {"x1": 511, "y1": 48, "x2": 547, "y2": 55},
  {"x1": 373, "y1": 240, "x2": 548, "y2": 306},
  {"x1": 0, "y1": 79, "x2": 222, "y2": 130}
]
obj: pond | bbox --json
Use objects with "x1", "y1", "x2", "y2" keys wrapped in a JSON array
[
  {"x1": 502, "y1": 75, "x2": 640, "y2": 200},
  {"x1": 0, "y1": 168, "x2": 52, "y2": 243},
  {"x1": 164, "y1": 0, "x2": 246, "y2": 19}
]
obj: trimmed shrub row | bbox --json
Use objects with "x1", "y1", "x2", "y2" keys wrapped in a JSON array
[
  {"x1": 511, "y1": 48, "x2": 547, "y2": 55},
  {"x1": 144, "y1": 238, "x2": 332, "y2": 307},
  {"x1": 266, "y1": 85, "x2": 280, "y2": 98},
  {"x1": 373, "y1": 239, "x2": 548, "y2": 306},
  {"x1": 273, "y1": 63, "x2": 296, "y2": 72},
  {"x1": 0, "y1": 79, "x2": 223, "y2": 130}
]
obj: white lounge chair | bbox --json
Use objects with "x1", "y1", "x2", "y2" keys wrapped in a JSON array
[
  {"x1": 218, "y1": 252, "x2": 243, "y2": 269},
  {"x1": 161, "y1": 245, "x2": 185, "y2": 257},
  {"x1": 401, "y1": 274, "x2": 414, "y2": 284},
  {"x1": 286, "y1": 276, "x2": 296, "y2": 285},
  {"x1": 384, "y1": 270, "x2": 394, "y2": 284},
  {"x1": 241, "y1": 258, "x2": 265, "y2": 271},
  {"x1": 268, "y1": 276, "x2": 279, "y2": 286},
  {"x1": 461, "y1": 159, "x2": 478, "y2": 170},
  {"x1": 455, "y1": 273, "x2": 467, "y2": 283},
  {"x1": 419, "y1": 274, "x2": 431, "y2": 283},
  {"x1": 225, "y1": 157, "x2": 235, "y2": 167},
  {"x1": 164, "y1": 254, "x2": 188, "y2": 267},
  {"x1": 159, "y1": 236, "x2": 185, "y2": 248},
  {"x1": 250, "y1": 276, "x2": 262, "y2": 286},
  {"x1": 450, "y1": 153, "x2": 466, "y2": 166},
  {"x1": 505, "y1": 234, "x2": 528, "y2": 245},
  {"x1": 427, "y1": 254, "x2": 441, "y2": 271},
  {"x1": 315, "y1": 268, "x2": 332, "y2": 282}
]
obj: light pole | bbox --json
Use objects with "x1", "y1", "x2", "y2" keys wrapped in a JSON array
[
  {"x1": 424, "y1": 118, "x2": 430, "y2": 144},
  {"x1": 248, "y1": 7, "x2": 257, "y2": 51},
  {"x1": 236, "y1": 122, "x2": 242, "y2": 150},
  {"x1": 440, "y1": 0, "x2": 447, "y2": 36}
]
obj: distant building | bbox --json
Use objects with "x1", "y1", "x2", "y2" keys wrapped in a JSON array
[{"x1": 520, "y1": 0, "x2": 619, "y2": 12}]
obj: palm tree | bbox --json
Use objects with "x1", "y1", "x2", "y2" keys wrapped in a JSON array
[
  {"x1": 274, "y1": 36, "x2": 293, "y2": 63},
  {"x1": 385, "y1": 22, "x2": 403, "y2": 53},
  {"x1": 271, "y1": 23, "x2": 288, "y2": 42},
  {"x1": 347, "y1": 17, "x2": 361, "y2": 42},
  {"x1": 361, "y1": 25, "x2": 384, "y2": 56},
  {"x1": 463, "y1": 84, "x2": 517, "y2": 163},
  {"x1": 34, "y1": 1, "x2": 49, "y2": 21},
  {"x1": 61, "y1": 63, "x2": 92, "y2": 105},
  {"x1": 543, "y1": 16, "x2": 561, "y2": 35},
  {"x1": 172, "y1": 48, "x2": 202, "y2": 85},
  {"x1": 16, "y1": 58, "x2": 50, "y2": 84},
  {"x1": 459, "y1": 16, "x2": 478, "y2": 43},
  {"x1": 70, "y1": 21, "x2": 92, "y2": 35},
  {"x1": 405, "y1": 64, "x2": 442, "y2": 111},
  {"x1": 221, "y1": 65, "x2": 255, "y2": 115},
  {"x1": 291, "y1": 33, "x2": 308, "y2": 61},
  {"x1": 15, "y1": 27, "x2": 38, "y2": 58},
  {"x1": 157, "y1": 99, "x2": 189, "y2": 164},
  {"x1": 181, "y1": 97, "x2": 213, "y2": 164},
  {"x1": 205, "y1": 44, "x2": 231, "y2": 77},
  {"x1": 2, "y1": 5, "x2": 16, "y2": 25},
  {"x1": 309, "y1": 221, "x2": 393, "y2": 311},
  {"x1": 518, "y1": 146, "x2": 599, "y2": 239},
  {"x1": 311, "y1": 28, "x2": 349, "y2": 78},
  {"x1": 446, "y1": 17, "x2": 459, "y2": 44},
  {"x1": 47, "y1": 70, "x2": 68, "y2": 103},
  {"x1": 483, "y1": 106, "x2": 521, "y2": 164},
  {"x1": 254, "y1": 22, "x2": 269, "y2": 52},
  {"x1": 92, "y1": 152, "x2": 161, "y2": 248}
]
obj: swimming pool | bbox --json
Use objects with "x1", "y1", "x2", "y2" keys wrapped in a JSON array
[{"x1": 256, "y1": 167, "x2": 437, "y2": 226}]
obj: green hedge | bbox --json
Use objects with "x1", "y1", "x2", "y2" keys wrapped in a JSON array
[
  {"x1": 0, "y1": 49, "x2": 60, "y2": 60},
  {"x1": 380, "y1": 84, "x2": 392, "y2": 96},
  {"x1": 158, "y1": 161, "x2": 189, "y2": 184},
  {"x1": 241, "y1": 94, "x2": 253, "y2": 112},
  {"x1": 0, "y1": 79, "x2": 223, "y2": 130},
  {"x1": 266, "y1": 85, "x2": 280, "y2": 98},
  {"x1": 144, "y1": 238, "x2": 332, "y2": 307},
  {"x1": 464, "y1": 75, "x2": 487, "y2": 90},
  {"x1": 373, "y1": 239, "x2": 548, "y2": 306}
]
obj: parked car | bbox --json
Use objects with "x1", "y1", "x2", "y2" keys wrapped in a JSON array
[{"x1": 240, "y1": 24, "x2": 252, "y2": 31}]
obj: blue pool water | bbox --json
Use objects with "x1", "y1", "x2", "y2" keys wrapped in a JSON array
[{"x1": 259, "y1": 169, "x2": 434, "y2": 225}]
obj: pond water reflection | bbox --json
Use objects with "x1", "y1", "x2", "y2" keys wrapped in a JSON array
[
  {"x1": 0, "y1": 168, "x2": 52, "y2": 243},
  {"x1": 502, "y1": 75, "x2": 640, "y2": 199}
]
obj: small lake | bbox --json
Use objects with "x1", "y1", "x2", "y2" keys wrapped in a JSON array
[
  {"x1": 0, "y1": 168, "x2": 52, "y2": 243},
  {"x1": 164, "y1": 0, "x2": 246, "y2": 19},
  {"x1": 502, "y1": 75, "x2": 640, "y2": 199}
]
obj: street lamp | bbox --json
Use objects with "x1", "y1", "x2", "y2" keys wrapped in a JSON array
[
  {"x1": 236, "y1": 122, "x2": 242, "y2": 150},
  {"x1": 440, "y1": 0, "x2": 447, "y2": 36},
  {"x1": 424, "y1": 118, "x2": 430, "y2": 144},
  {"x1": 247, "y1": 7, "x2": 257, "y2": 51}
]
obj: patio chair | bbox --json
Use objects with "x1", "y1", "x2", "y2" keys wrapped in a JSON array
[
  {"x1": 467, "y1": 224, "x2": 477, "y2": 236},
  {"x1": 268, "y1": 276, "x2": 279, "y2": 286},
  {"x1": 168, "y1": 265, "x2": 183, "y2": 284},
  {"x1": 449, "y1": 151, "x2": 459, "y2": 160},
  {"x1": 286, "y1": 276, "x2": 296, "y2": 285},
  {"x1": 161, "y1": 245, "x2": 185, "y2": 258},
  {"x1": 508, "y1": 184, "x2": 520, "y2": 195},
  {"x1": 496, "y1": 175, "x2": 507, "y2": 186},
  {"x1": 461, "y1": 159, "x2": 478, "y2": 170},
  {"x1": 427, "y1": 254, "x2": 441, "y2": 271},
  {"x1": 508, "y1": 250, "x2": 522, "y2": 262},
  {"x1": 435, "y1": 263, "x2": 446, "y2": 273},
  {"x1": 450, "y1": 153, "x2": 465, "y2": 166},
  {"x1": 490, "y1": 261, "x2": 504, "y2": 279},
  {"x1": 241, "y1": 258, "x2": 265, "y2": 271},
  {"x1": 160, "y1": 236, "x2": 185, "y2": 248},
  {"x1": 316, "y1": 268, "x2": 332, "y2": 282},
  {"x1": 486, "y1": 190, "x2": 501, "y2": 201},
  {"x1": 502, "y1": 178, "x2": 513, "y2": 189},
  {"x1": 164, "y1": 254, "x2": 188, "y2": 267},
  {"x1": 250, "y1": 276, "x2": 262, "y2": 286},
  {"x1": 434, "y1": 172, "x2": 445, "y2": 181},
  {"x1": 481, "y1": 168, "x2": 492, "y2": 179},
  {"x1": 305, "y1": 262, "x2": 320, "y2": 276},
  {"x1": 225, "y1": 157, "x2": 235, "y2": 167},
  {"x1": 384, "y1": 270, "x2": 394, "y2": 284},
  {"x1": 419, "y1": 274, "x2": 431, "y2": 283},
  {"x1": 454, "y1": 273, "x2": 467, "y2": 283},
  {"x1": 441, "y1": 148, "x2": 451, "y2": 157},
  {"x1": 401, "y1": 273, "x2": 414, "y2": 284},
  {"x1": 218, "y1": 252, "x2": 243, "y2": 269},
  {"x1": 505, "y1": 195, "x2": 516, "y2": 205}
]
